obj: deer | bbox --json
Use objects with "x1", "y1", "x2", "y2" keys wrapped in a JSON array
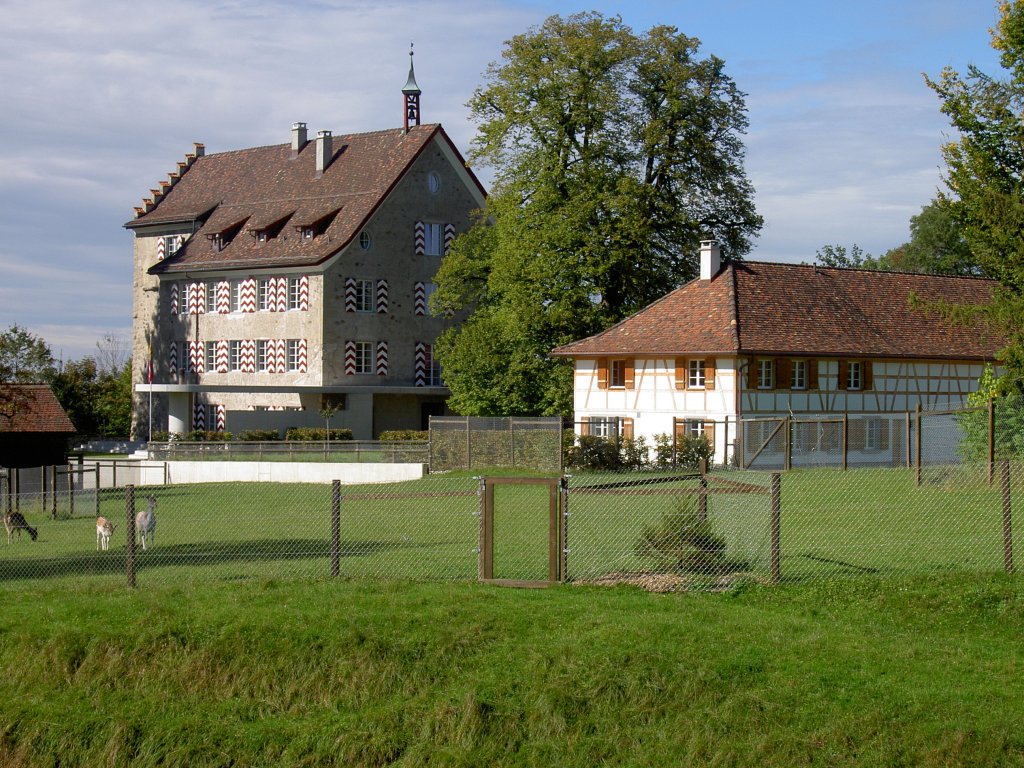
[
  {"x1": 136, "y1": 495, "x2": 157, "y2": 550},
  {"x1": 96, "y1": 516, "x2": 115, "y2": 551},
  {"x1": 4, "y1": 511, "x2": 38, "y2": 543}
]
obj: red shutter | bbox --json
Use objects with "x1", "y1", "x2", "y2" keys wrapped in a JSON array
[{"x1": 776, "y1": 358, "x2": 792, "y2": 390}]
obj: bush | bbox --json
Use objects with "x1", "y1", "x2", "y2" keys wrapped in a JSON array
[
  {"x1": 151, "y1": 431, "x2": 179, "y2": 443},
  {"x1": 186, "y1": 430, "x2": 233, "y2": 442},
  {"x1": 675, "y1": 434, "x2": 714, "y2": 469},
  {"x1": 378, "y1": 430, "x2": 428, "y2": 441},
  {"x1": 238, "y1": 430, "x2": 281, "y2": 441},
  {"x1": 634, "y1": 495, "x2": 729, "y2": 575},
  {"x1": 284, "y1": 427, "x2": 354, "y2": 441},
  {"x1": 566, "y1": 435, "x2": 622, "y2": 470}
]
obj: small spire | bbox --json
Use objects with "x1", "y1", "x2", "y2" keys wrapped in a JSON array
[
  {"x1": 403, "y1": 43, "x2": 422, "y2": 131},
  {"x1": 402, "y1": 43, "x2": 421, "y2": 95}
]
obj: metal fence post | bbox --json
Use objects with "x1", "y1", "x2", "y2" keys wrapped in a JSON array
[
  {"x1": 915, "y1": 404, "x2": 922, "y2": 487},
  {"x1": 51, "y1": 465, "x2": 57, "y2": 519},
  {"x1": 842, "y1": 414, "x2": 849, "y2": 471},
  {"x1": 989, "y1": 398, "x2": 996, "y2": 486},
  {"x1": 1001, "y1": 460, "x2": 1014, "y2": 574},
  {"x1": 68, "y1": 466, "x2": 74, "y2": 518},
  {"x1": 126, "y1": 484, "x2": 136, "y2": 588},
  {"x1": 770, "y1": 473, "x2": 781, "y2": 584},
  {"x1": 331, "y1": 479, "x2": 341, "y2": 577},
  {"x1": 698, "y1": 459, "x2": 709, "y2": 522}
]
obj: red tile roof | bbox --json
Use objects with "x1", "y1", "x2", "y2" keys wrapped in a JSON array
[
  {"x1": 127, "y1": 124, "x2": 485, "y2": 274},
  {"x1": 0, "y1": 384, "x2": 76, "y2": 434},
  {"x1": 551, "y1": 261, "x2": 1003, "y2": 361}
]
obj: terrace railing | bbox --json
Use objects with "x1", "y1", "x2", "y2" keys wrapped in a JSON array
[{"x1": 146, "y1": 440, "x2": 429, "y2": 464}]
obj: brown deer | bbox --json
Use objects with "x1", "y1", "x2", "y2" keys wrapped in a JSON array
[{"x1": 4, "y1": 511, "x2": 38, "y2": 543}]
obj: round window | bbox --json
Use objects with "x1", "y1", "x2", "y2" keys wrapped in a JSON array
[
  {"x1": 427, "y1": 171, "x2": 441, "y2": 195},
  {"x1": 359, "y1": 231, "x2": 372, "y2": 251}
]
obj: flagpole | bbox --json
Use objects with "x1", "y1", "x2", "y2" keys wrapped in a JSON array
[{"x1": 147, "y1": 343, "x2": 153, "y2": 445}]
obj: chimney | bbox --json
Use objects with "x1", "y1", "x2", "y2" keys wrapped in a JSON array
[
  {"x1": 291, "y1": 122, "x2": 308, "y2": 154},
  {"x1": 315, "y1": 130, "x2": 332, "y2": 176},
  {"x1": 700, "y1": 240, "x2": 721, "y2": 280}
]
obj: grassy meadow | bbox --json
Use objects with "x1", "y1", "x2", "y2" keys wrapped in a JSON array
[{"x1": 0, "y1": 573, "x2": 1021, "y2": 766}]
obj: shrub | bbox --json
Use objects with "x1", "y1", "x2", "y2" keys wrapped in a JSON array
[
  {"x1": 634, "y1": 495, "x2": 729, "y2": 575},
  {"x1": 566, "y1": 435, "x2": 622, "y2": 470},
  {"x1": 238, "y1": 430, "x2": 280, "y2": 441},
  {"x1": 378, "y1": 430, "x2": 428, "y2": 441},
  {"x1": 675, "y1": 434, "x2": 714, "y2": 469},
  {"x1": 151, "y1": 431, "x2": 179, "y2": 443},
  {"x1": 185, "y1": 430, "x2": 233, "y2": 442},
  {"x1": 284, "y1": 427, "x2": 354, "y2": 441}
]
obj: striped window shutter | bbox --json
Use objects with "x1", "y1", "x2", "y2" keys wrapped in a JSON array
[
  {"x1": 169, "y1": 283, "x2": 179, "y2": 317},
  {"x1": 705, "y1": 358, "x2": 716, "y2": 390},
  {"x1": 376, "y1": 279, "x2": 389, "y2": 313},
  {"x1": 345, "y1": 277, "x2": 357, "y2": 312},
  {"x1": 241, "y1": 340, "x2": 256, "y2": 373},
  {"x1": 192, "y1": 401, "x2": 206, "y2": 431},
  {"x1": 187, "y1": 283, "x2": 201, "y2": 315},
  {"x1": 376, "y1": 341, "x2": 388, "y2": 375},
  {"x1": 216, "y1": 281, "x2": 230, "y2": 314},
  {"x1": 215, "y1": 404, "x2": 226, "y2": 431},
  {"x1": 157, "y1": 237, "x2": 166, "y2": 261},
  {"x1": 297, "y1": 339, "x2": 307, "y2": 373},
  {"x1": 414, "y1": 342, "x2": 429, "y2": 386},
  {"x1": 344, "y1": 341, "x2": 357, "y2": 376},
  {"x1": 240, "y1": 278, "x2": 257, "y2": 313},
  {"x1": 444, "y1": 223, "x2": 456, "y2": 255},
  {"x1": 298, "y1": 275, "x2": 309, "y2": 311},
  {"x1": 414, "y1": 282, "x2": 426, "y2": 316},
  {"x1": 188, "y1": 341, "x2": 201, "y2": 374},
  {"x1": 168, "y1": 341, "x2": 178, "y2": 378},
  {"x1": 414, "y1": 221, "x2": 425, "y2": 256},
  {"x1": 275, "y1": 277, "x2": 288, "y2": 312},
  {"x1": 216, "y1": 340, "x2": 229, "y2": 373},
  {"x1": 275, "y1": 339, "x2": 286, "y2": 374}
]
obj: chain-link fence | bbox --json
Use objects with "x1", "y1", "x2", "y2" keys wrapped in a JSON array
[
  {"x1": 1, "y1": 447, "x2": 1018, "y2": 590},
  {"x1": 429, "y1": 416, "x2": 563, "y2": 472}
]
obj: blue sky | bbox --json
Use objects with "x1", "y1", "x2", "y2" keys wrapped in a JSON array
[{"x1": 0, "y1": 0, "x2": 1003, "y2": 361}]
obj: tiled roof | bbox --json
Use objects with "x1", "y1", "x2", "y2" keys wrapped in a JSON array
[
  {"x1": 551, "y1": 261, "x2": 1003, "y2": 361},
  {"x1": 0, "y1": 384, "x2": 76, "y2": 434},
  {"x1": 128, "y1": 124, "x2": 484, "y2": 274}
]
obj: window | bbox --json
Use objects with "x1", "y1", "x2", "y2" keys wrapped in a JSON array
[
  {"x1": 351, "y1": 341, "x2": 373, "y2": 375},
  {"x1": 685, "y1": 420, "x2": 705, "y2": 437},
  {"x1": 228, "y1": 340, "x2": 241, "y2": 371},
  {"x1": 865, "y1": 418, "x2": 883, "y2": 451},
  {"x1": 301, "y1": 227, "x2": 315, "y2": 242},
  {"x1": 427, "y1": 171, "x2": 441, "y2": 195},
  {"x1": 256, "y1": 340, "x2": 270, "y2": 373},
  {"x1": 163, "y1": 235, "x2": 181, "y2": 258},
  {"x1": 177, "y1": 282, "x2": 188, "y2": 315},
  {"x1": 590, "y1": 417, "x2": 621, "y2": 438},
  {"x1": 205, "y1": 282, "x2": 217, "y2": 314},
  {"x1": 354, "y1": 279, "x2": 373, "y2": 313},
  {"x1": 205, "y1": 341, "x2": 216, "y2": 373},
  {"x1": 359, "y1": 231, "x2": 372, "y2": 251},
  {"x1": 610, "y1": 359, "x2": 627, "y2": 388},
  {"x1": 258, "y1": 279, "x2": 272, "y2": 311},
  {"x1": 424, "y1": 223, "x2": 444, "y2": 256},
  {"x1": 757, "y1": 359, "x2": 774, "y2": 389},
  {"x1": 848, "y1": 361, "x2": 863, "y2": 391},
  {"x1": 232, "y1": 281, "x2": 244, "y2": 313},
  {"x1": 255, "y1": 230, "x2": 268, "y2": 243},
  {"x1": 792, "y1": 360, "x2": 807, "y2": 390},
  {"x1": 688, "y1": 359, "x2": 705, "y2": 389},
  {"x1": 287, "y1": 277, "x2": 302, "y2": 310}
]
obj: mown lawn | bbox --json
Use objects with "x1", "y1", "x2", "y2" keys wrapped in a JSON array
[{"x1": 0, "y1": 573, "x2": 1021, "y2": 766}]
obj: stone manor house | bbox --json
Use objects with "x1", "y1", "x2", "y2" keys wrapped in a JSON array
[{"x1": 127, "y1": 59, "x2": 486, "y2": 439}]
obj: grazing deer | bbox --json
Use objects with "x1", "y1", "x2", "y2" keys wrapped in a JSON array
[
  {"x1": 136, "y1": 495, "x2": 157, "y2": 550},
  {"x1": 4, "y1": 511, "x2": 38, "y2": 543},
  {"x1": 96, "y1": 516, "x2": 115, "y2": 551}
]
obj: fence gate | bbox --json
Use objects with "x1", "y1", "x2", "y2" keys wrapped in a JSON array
[{"x1": 480, "y1": 477, "x2": 564, "y2": 587}]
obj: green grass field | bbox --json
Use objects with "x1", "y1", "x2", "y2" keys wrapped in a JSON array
[
  {"x1": 0, "y1": 573, "x2": 1021, "y2": 766},
  {"x1": 1, "y1": 464, "x2": 1019, "y2": 588}
]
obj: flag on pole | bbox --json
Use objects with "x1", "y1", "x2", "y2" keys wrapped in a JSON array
[{"x1": 146, "y1": 344, "x2": 154, "y2": 383}]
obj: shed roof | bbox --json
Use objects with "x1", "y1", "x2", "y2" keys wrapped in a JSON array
[{"x1": 0, "y1": 384, "x2": 76, "y2": 434}]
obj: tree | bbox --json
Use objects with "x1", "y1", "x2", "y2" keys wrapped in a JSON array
[
  {"x1": 926, "y1": 0, "x2": 1024, "y2": 391},
  {"x1": 813, "y1": 244, "x2": 877, "y2": 269},
  {"x1": 0, "y1": 324, "x2": 56, "y2": 383},
  {"x1": 435, "y1": 13, "x2": 762, "y2": 415},
  {"x1": 880, "y1": 200, "x2": 978, "y2": 276}
]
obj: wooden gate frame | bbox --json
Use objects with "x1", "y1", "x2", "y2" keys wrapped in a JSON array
[{"x1": 480, "y1": 477, "x2": 564, "y2": 587}]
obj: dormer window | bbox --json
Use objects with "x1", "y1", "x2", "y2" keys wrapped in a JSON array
[
  {"x1": 206, "y1": 218, "x2": 248, "y2": 253},
  {"x1": 294, "y1": 207, "x2": 340, "y2": 244},
  {"x1": 301, "y1": 227, "x2": 315, "y2": 241},
  {"x1": 210, "y1": 234, "x2": 224, "y2": 252},
  {"x1": 255, "y1": 230, "x2": 268, "y2": 243}
]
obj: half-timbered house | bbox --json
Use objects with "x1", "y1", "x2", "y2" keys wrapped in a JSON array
[{"x1": 551, "y1": 242, "x2": 1003, "y2": 466}]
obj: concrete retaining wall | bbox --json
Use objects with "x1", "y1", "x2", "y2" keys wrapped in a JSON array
[{"x1": 137, "y1": 462, "x2": 425, "y2": 486}]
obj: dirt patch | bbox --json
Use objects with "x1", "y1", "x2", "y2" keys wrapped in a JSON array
[{"x1": 576, "y1": 570, "x2": 758, "y2": 593}]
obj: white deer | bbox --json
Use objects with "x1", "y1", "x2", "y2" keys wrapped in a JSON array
[
  {"x1": 136, "y1": 495, "x2": 157, "y2": 550},
  {"x1": 96, "y1": 516, "x2": 115, "y2": 551}
]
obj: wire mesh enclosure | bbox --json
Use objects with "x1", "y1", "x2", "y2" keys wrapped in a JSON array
[{"x1": 429, "y1": 416, "x2": 563, "y2": 472}]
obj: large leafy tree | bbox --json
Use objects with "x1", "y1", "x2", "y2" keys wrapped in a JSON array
[
  {"x1": 927, "y1": 0, "x2": 1024, "y2": 390},
  {"x1": 435, "y1": 13, "x2": 762, "y2": 416}
]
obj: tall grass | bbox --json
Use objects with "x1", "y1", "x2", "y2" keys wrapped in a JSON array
[{"x1": 0, "y1": 574, "x2": 1021, "y2": 766}]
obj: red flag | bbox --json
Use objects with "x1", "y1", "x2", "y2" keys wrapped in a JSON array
[{"x1": 146, "y1": 344, "x2": 154, "y2": 383}]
